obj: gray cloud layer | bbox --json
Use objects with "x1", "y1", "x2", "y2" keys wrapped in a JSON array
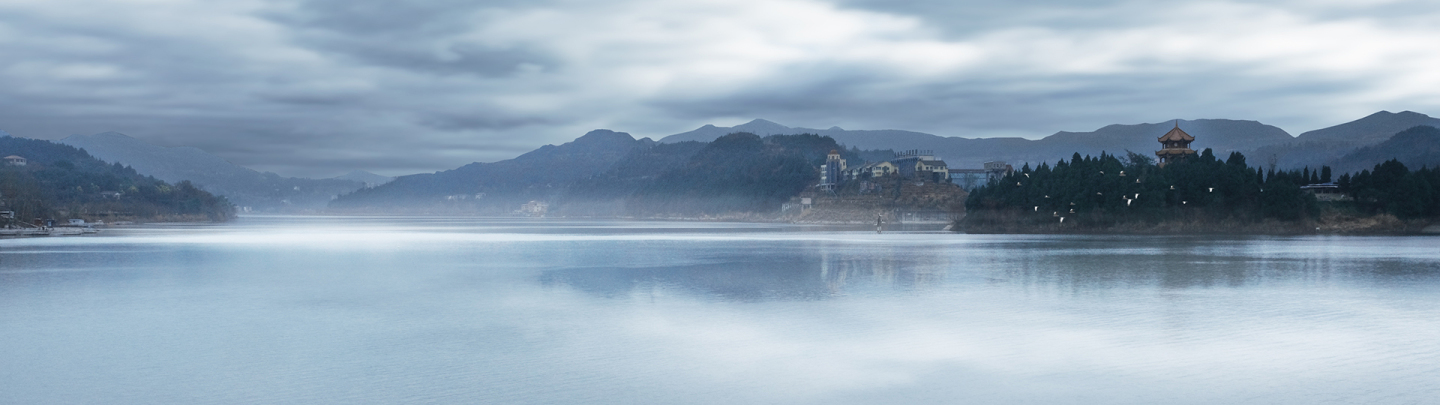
[{"x1": 2, "y1": 0, "x2": 1438, "y2": 177}]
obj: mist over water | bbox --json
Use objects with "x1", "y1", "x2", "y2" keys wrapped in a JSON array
[{"x1": 3, "y1": 217, "x2": 1439, "y2": 404}]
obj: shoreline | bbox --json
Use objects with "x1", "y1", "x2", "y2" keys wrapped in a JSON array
[
  {"x1": 261, "y1": 212, "x2": 1440, "y2": 234},
  {"x1": 958, "y1": 214, "x2": 1440, "y2": 236},
  {"x1": 307, "y1": 210, "x2": 957, "y2": 226}
]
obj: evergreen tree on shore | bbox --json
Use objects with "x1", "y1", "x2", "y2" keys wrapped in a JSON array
[
  {"x1": 1338, "y1": 160, "x2": 1440, "y2": 218},
  {"x1": 964, "y1": 149, "x2": 1325, "y2": 227}
]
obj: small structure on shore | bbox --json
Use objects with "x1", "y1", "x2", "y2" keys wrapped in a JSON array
[
  {"x1": 948, "y1": 161, "x2": 1012, "y2": 191},
  {"x1": 519, "y1": 200, "x2": 549, "y2": 217},
  {"x1": 1155, "y1": 121, "x2": 1196, "y2": 167},
  {"x1": 1301, "y1": 182, "x2": 1349, "y2": 201}
]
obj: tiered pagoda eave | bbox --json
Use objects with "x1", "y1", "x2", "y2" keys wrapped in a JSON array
[{"x1": 1155, "y1": 122, "x2": 1196, "y2": 166}]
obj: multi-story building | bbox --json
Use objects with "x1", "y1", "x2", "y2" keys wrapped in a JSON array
[{"x1": 819, "y1": 150, "x2": 847, "y2": 191}]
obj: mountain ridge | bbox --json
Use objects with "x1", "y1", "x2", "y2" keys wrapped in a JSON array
[
  {"x1": 330, "y1": 170, "x2": 393, "y2": 187},
  {"x1": 1249, "y1": 111, "x2": 1440, "y2": 171},
  {"x1": 1328, "y1": 125, "x2": 1440, "y2": 175},
  {"x1": 660, "y1": 118, "x2": 1294, "y2": 170},
  {"x1": 59, "y1": 132, "x2": 367, "y2": 212},
  {"x1": 0, "y1": 135, "x2": 235, "y2": 222},
  {"x1": 329, "y1": 129, "x2": 649, "y2": 213},
  {"x1": 1296, "y1": 111, "x2": 1440, "y2": 144}
]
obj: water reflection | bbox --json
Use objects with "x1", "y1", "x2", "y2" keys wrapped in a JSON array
[
  {"x1": 538, "y1": 235, "x2": 1440, "y2": 301},
  {"x1": 5, "y1": 218, "x2": 1440, "y2": 405},
  {"x1": 539, "y1": 246, "x2": 946, "y2": 301}
]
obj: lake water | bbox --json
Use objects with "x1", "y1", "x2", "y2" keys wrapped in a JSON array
[{"x1": 2, "y1": 216, "x2": 1439, "y2": 404}]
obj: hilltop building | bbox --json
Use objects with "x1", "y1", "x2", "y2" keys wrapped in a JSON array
[
  {"x1": 826, "y1": 150, "x2": 956, "y2": 192},
  {"x1": 1155, "y1": 121, "x2": 1196, "y2": 167},
  {"x1": 890, "y1": 150, "x2": 950, "y2": 183},
  {"x1": 846, "y1": 161, "x2": 897, "y2": 180},
  {"x1": 4, "y1": 155, "x2": 26, "y2": 166},
  {"x1": 820, "y1": 150, "x2": 847, "y2": 192}
]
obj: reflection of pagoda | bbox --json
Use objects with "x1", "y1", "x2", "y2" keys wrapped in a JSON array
[{"x1": 1155, "y1": 121, "x2": 1196, "y2": 167}]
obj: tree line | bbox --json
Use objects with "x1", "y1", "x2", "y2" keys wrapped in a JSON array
[
  {"x1": 1338, "y1": 159, "x2": 1440, "y2": 218},
  {"x1": 964, "y1": 149, "x2": 1326, "y2": 228},
  {"x1": 966, "y1": 146, "x2": 1440, "y2": 230}
]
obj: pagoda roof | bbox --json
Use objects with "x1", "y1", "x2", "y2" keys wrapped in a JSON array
[
  {"x1": 1155, "y1": 148, "x2": 1197, "y2": 156},
  {"x1": 1158, "y1": 125, "x2": 1194, "y2": 142}
]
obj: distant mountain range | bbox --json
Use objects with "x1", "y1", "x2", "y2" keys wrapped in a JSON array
[
  {"x1": 1295, "y1": 111, "x2": 1440, "y2": 144},
  {"x1": 328, "y1": 130, "x2": 864, "y2": 216},
  {"x1": 59, "y1": 132, "x2": 385, "y2": 212},
  {"x1": 659, "y1": 111, "x2": 1440, "y2": 174},
  {"x1": 1250, "y1": 111, "x2": 1440, "y2": 171},
  {"x1": 18, "y1": 109, "x2": 1437, "y2": 216},
  {"x1": 330, "y1": 130, "x2": 652, "y2": 213},
  {"x1": 1329, "y1": 125, "x2": 1440, "y2": 175},
  {"x1": 330, "y1": 170, "x2": 394, "y2": 187},
  {"x1": 332, "y1": 109, "x2": 1439, "y2": 215}
]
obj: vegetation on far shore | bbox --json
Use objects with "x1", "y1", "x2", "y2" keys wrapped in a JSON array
[
  {"x1": 962, "y1": 147, "x2": 1440, "y2": 234},
  {"x1": 1, "y1": 136, "x2": 235, "y2": 223},
  {"x1": 332, "y1": 131, "x2": 901, "y2": 218}
]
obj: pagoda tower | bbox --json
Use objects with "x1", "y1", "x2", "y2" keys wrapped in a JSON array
[{"x1": 1155, "y1": 121, "x2": 1196, "y2": 167}]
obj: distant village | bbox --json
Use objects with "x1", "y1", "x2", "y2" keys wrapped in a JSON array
[
  {"x1": 820, "y1": 149, "x2": 1012, "y2": 193},
  {"x1": 504, "y1": 146, "x2": 1009, "y2": 218},
  {"x1": 502, "y1": 124, "x2": 1323, "y2": 218}
]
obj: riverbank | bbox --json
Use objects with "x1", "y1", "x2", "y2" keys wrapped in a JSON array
[
  {"x1": 0, "y1": 213, "x2": 230, "y2": 238},
  {"x1": 959, "y1": 210, "x2": 1438, "y2": 235}
]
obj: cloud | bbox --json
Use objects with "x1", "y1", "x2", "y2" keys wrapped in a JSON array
[{"x1": 1, "y1": 0, "x2": 1439, "y2": 177}]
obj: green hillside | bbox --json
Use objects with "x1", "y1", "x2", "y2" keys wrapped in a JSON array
[
  {"x1": 0, "y1": 135, "x2": 235, "y2": 223},
  {"x1": 623, "y1": 133, "x2": 855, "y2": 216}
]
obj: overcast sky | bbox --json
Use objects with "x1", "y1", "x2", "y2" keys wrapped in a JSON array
[{"x1": 2, "y1": 0, "x2": 1439, "y2": 177}]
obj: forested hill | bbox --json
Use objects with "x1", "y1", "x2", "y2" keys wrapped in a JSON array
[
  {"x1": 328, "y1": 129, "x2": 650, "y2": 213},
  {"x1": 619, "y1": 133, "x2": 855, "y2": 216},
  {"x1": 0, "y1": 136, "x2": 235, "y2": 222},
  {"x1": 60, "y1": 132, "x2": 367, "y2": 212},
  {"x1": 329, "y1": 130, "x2": 870, "y2": 217},
  {"x1": 1248, "y1": 111, "x2": 1440, "y2": 171},
  {"x1": 1329, "y1": 126, "x2": 1440, "y2": 175},
  {"x1": 550, "y1": 140, "x2": 709, "y2": 216}
]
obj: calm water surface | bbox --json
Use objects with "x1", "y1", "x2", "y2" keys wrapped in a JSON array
[{"x1": 2, "y1": 216, "x2": 1439, "y2": 404}]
